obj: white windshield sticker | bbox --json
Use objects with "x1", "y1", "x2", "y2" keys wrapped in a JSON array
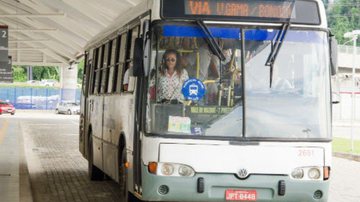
[{"x1": 168, "y1": 116, "x2": 191, "y2": 134}]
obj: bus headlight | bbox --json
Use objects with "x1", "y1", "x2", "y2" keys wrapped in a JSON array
[
  {"x1": 161, "y1": 163, "x2": 174, "y2": 176},
  {"x1": 178, "y1": 165, "x2": 195, "y2": 177},
  {"x1": 148, "y1": 162, "x2": 195, "y2": 177},
  {"x1": 291, "y1": 167, "x2": 323, "y2": 180},
  {"x1": 308, "y1": 168, "x2": 321, "y2": 179},
  {"x1": 291, "y1": 168, "x2": 304, "y2": 179}
]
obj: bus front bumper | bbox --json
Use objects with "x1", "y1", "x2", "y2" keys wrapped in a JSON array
[{"x1": 140, "y1": 165, "x2": 329, "y2": 202}]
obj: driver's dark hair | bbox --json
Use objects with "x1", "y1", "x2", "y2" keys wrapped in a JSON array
[{"x1": 160, "y1": 49, "x2": 183, "y2": 77}]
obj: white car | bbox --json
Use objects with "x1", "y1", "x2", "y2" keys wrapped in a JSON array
[
  {"x1": 55, "y1": 102, "x2": 80, "y2": 115},
  {"x1": 40, "y1": 79, "x2": 58, "y2": 87}
]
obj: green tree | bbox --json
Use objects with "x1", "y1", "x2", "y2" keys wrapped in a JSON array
[
  {"x1": 327, "y1": 0, "x2": 360, "y2": 45},
  {"x1": 32, "y1": 66, "x2": 60, "y2": 81},
  {"x1": 12, "y1": 66, "x2": 27, "y2": 82},
  {"x1": 77, "y1": 59, "x2": 84, "y2": 84}
]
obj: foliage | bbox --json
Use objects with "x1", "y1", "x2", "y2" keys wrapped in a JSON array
[
  {"x1": 32, "y1": 66, "x2": 60, "y2": 81},
  {"x1": 327, "y1": 0, "x2": 360, "y2": 45},
  {"x1": 12, "y1": 66, "x2": 27, "y2": 82},
  {"x1": 77, "y1": 59, "x2": 84, "y2": 84},
  {"x1": 333, "y1": 137, "x2": 360, "y2": 154},
  {"x1": 11, "y1": 63, "x2": 84, "y2": 83}
]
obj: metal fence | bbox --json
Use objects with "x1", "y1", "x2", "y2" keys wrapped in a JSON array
[
  {"x1": 0, "y1": 87, "x2": 80, "y2": 110},
  {"x1": 333, "y1": 93, "x2": 360, "y2": 122}
]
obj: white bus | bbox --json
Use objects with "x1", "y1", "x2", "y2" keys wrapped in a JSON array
[{"x1": 79, "y1": 0, "x2": 338, "y2": 201}]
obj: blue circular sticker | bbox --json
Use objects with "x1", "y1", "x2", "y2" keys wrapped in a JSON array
[{"x1": 182, "y1": 78, "x2": 206, "y2": 101}]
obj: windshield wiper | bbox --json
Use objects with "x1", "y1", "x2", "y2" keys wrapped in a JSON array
[
  {"x1": 265, "y1": 23, "x2": 290, "y2": 87},
  {"x1": 196, "y1": 20, "x2": 225, "y2": 61}
]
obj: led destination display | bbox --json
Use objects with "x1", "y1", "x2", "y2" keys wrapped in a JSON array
[
  {"x1": 161, "y1": 0, "x2": 320, "y2": 24},
  {"x1": 184, "y1": 0, "x2": 293, "y2": 19}
]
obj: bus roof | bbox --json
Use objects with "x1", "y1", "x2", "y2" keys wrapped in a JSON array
[{"x1": 86, "y1": 0, "x2": 328, "y2": 50}]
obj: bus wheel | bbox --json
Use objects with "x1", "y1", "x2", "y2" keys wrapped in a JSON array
[
  {"x1": 119, "y1": 146, "x2": 130, "y2": 201},
  {"x1": 88, "y1": 134, "x2": 104, "y2": 181}
]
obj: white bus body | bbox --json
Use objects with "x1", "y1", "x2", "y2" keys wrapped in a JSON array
[{"x1": 80, "y1": 0, "x2": 335, "y2": 201}]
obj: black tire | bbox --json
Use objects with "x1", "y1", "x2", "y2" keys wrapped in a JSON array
[
  {"x1": 119, "y1": 146, "x2": 132, "y2": 202},
  {"x1": 11, "y1": 112, "x2": 15, "y2": 115},
  {"x1": 55, "y1": 109, "x2": 59, "y2": 114},
  {"x1": 88, "y1": 134, "x2": 104, "y2": 181},
  {"x1": 67, "y1": 109, "x2": 72, "y2": 115}
]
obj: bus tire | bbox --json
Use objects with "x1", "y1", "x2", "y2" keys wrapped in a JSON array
[
  {"x1": 88, "y1": 133, "x2": 104, "y2": 181},
  {"x1": 119, "y1": 145, "x2": 130, "y2": 201}
]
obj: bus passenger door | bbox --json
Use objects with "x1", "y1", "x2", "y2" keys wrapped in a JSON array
[
  {"x1": 89, "y1": 95, "x2": 104, "y2": 170},
  {"x1": 89, "y1": 46, "x2": 105, "y2": 171},
  {"x1": 79, "y1": 51, "x2": 92, "y2": 156},
  {"x1": 132, "y1": 17, "x2": 150, "y2": 195}
]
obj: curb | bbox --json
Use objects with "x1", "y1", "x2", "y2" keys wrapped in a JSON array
[
  {"x1": 19, "y1": 123, "x2": 34, "y2": 202},
  {"x1": 333, "y1": 152, "x2": 360, "y2": 162}
]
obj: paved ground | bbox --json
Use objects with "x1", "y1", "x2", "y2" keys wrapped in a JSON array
[
  {"x1": 0, "y1": 118, "x2": 20, "y2": 202},
  {"x1": 329, "y1": 157, "x2": 360, "y2": 202},
  {"x1": 1, "y1": 111, "x2": 360, "y2": 202},
  {"x1": 0, "y1": 112, "x2": 124, "y2": 202},
  {"x1": 20, "y1": 111, "x2": 123, "y2": 202},
  {"x1": 0, "y1": 113, "x2": 32, "y2": 202}
]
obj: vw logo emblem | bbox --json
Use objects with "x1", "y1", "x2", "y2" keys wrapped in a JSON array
[{"x1": 237, "y1": 168, "x2": 248, "y2": 179}]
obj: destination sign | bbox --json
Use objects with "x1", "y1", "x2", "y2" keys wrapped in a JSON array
[
  {"x1": 184, "y1": 0, "x2": 293, "y2": 19},
  {"x1": 161, "y1": 0, "x2": 320, "y2": 25}
]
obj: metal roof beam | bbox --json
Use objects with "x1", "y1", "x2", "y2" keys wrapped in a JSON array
[
  {"x1": 10, "y1": 33, "x2": 74, "y2": 63},
  {"x1": 13, "y1": 61, "x2": 64, "y2": 66},
  {"x1": 0, "y1": 13, "x2": 65, "y2": 18},
  {"x1": 9, "y1": 39, "x2": 50, "y2": 42},
  {"x1": 61, "y1": 0, "x2": 111, "y2": 27},
  {"x1": 36, "y1": 0, "x2": 109, "y2": 30},
  {"x1": 15, "y1": 17, "x2": 85, "y2": 51},
  {"x1": 9, "y1": 28, "x2": 58, "y2": 32}
]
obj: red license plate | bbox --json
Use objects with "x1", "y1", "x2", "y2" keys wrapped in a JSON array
[{"x1": 225, "y1": 189, "x2": 257, "y2": 201}]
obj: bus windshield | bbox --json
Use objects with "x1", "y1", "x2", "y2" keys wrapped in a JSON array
[{"x1": 146, "y1": 22, "x2": 330, "y2": 140}]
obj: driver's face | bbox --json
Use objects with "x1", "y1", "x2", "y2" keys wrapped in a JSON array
[{"x1": 165, "y1": 53, "x2": 177, "y2": 70}]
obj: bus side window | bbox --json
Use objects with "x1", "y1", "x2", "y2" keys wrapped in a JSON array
[
  {"x1": 115, "y1": 33, "x2": 127, "y2": 93},
  {"x1": 100, "y1": 42, "x2": 111, "y2": 94},
  {"x1": 90, "y1": 48, "x2": 98, "y2": 95},
  {"x1": 94, "y1": 46, "x2": 103, "y2": 94},
  {"x1": 123, "y1": 26, "x2": 140, "y2": 93},
  {"x1": 108, "y1": 38, "x2": 118, "y2": 93},
  {"x1": 111, "y1": 35, "x2": 121, "y2": 93}
]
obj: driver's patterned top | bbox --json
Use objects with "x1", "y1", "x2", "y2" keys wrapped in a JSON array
[{"x1": 158, "y1": 69, "x2": 189, "y2": 101}]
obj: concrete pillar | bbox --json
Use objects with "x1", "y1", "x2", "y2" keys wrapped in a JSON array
[{"x1": 60, "y1": 64, "x2": 78, "y2": 102}]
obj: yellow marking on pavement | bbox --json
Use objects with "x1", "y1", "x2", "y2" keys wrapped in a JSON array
[{"x1": 0, "y1": 120, "x2": 9, "y2": 144}]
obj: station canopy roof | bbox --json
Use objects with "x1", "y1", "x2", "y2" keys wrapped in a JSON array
[{"x1": 0, "y1": 0, "x2": 142, "y2": 66}]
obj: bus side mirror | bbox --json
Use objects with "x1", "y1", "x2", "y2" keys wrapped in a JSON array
[
  {"x1": 329, "y1": 35, "x2": 338, "y2": 76},
  {"x1": 133, "y1": 38, "x2": 144, "y2": 77}
]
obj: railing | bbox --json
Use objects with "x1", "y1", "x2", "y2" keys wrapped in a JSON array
[
  {"x1": 338, "y1": 45, "x2": 360, "y2": 55},
  {"x1": 0, "y1": 87, "x2": 80, "y2": 110}
]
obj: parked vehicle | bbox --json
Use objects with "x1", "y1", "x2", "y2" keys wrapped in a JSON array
[
  {"x1": 0, "y1": 100, "x2": 16, "y2": 115},
  {"x1": 26, "y1": 80, "x2": 40, "y2": 85},
  {"x1": 40, "y1": 79, "x2": 58, "y2": 87},
  {"x1": 55, "y1": 102, "x2": 80, "y2": 115}
]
